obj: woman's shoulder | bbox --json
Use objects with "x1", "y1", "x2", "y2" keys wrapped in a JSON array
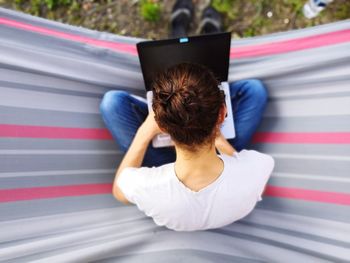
[
  {"x1": 220, "y1": 149, "x2": 274, "y2": 168},
  {"x1": 118, "y1": 163, "x2": 175, "y2": 193}
]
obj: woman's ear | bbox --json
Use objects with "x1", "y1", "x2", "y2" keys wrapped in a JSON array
[
  {"x1": 217, "y1": 104, "x2": 227, "y2": 126},
  {"x1": 157, "y1": 121, "x2": 168, "y2": 134},
  {"x1": 159, "y1": 126, "x2": 167, "y2": 133}
]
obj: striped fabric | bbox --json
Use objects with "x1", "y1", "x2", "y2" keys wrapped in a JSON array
[{"x1": 0, "y1": 7, "x2": 349, "y2": 262}]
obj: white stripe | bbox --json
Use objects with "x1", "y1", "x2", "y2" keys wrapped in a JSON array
[
  {"x1": 1, "y1": 42, "x2": 143, "y2": 89},
  {"x1": 271, "y1": 153, "x2": 350, "y2": 161},
  {"x1": 224, "y1": 221, "x2": 350, "y2": 260},
  {"x1": 264, "y1": 96, "x2": 350, "y2": 117},
  {"x1": 248, "y1": 208, "x2": 350, "y2": 243},
  {"x1": 270, "y1": 85, "x2": 350, "y2": 99},
  {"x1": 0, "y1": 169, "x2": 115, "y2": 178},
  {"x1": 0, "y1": 68, "x2": 106, "y2": 95},
  {"x1": 0, "y1": 86, "x2": 101, "y2": 114},
  {"x1": 272, "y1": 172, "x2": 350, "y2": 183},
  {"x1": 0, "y1": 150, "x2": 121, "y2": 155}
]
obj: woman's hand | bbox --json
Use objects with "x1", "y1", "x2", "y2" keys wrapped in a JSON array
[
  {"x1": 139, "y1": 110, "x2": 163, "y2": 139},
  {"x1": 215, "y1": 131, "x2": 236, "y2": 156}
]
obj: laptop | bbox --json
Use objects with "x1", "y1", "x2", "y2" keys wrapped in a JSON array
[{"x1": 136, "y1": 32, "x2": 235, "y2": 148}]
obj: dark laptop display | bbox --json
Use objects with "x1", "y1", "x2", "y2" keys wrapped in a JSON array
[{"x1": 136, "y1": 32, "x2": 231, "y2": 91}]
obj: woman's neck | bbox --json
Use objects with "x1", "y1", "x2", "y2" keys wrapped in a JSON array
[{"x1": 174, "y1": 142, "x2": 223, "y2": 181}]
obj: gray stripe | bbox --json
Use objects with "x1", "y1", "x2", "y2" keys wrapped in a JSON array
[
  {"x1": 0, "y1": 195, "x2": 122, "y2": 222},
  {"x1": 0, "y1": 206, "x2": 144, "y2": 243},
  {"x1": 272, "y1": 157, "x2": 350, "y2": 179},
  {"x1": 219, "y1": 224, "x2": 349, "y2": 261},
  {"x1": 0, "y1": 26, "x2": 140, "y2": 72},
  {"x1": 274, "y1": 170, "x2": 350, "y2": 181},
  {"x1": 0, "y1": 191, "x2": 119, "y2": 233},
  {"x1": 0, "y1": 80, "x2": 103, "y2": 98},
  {"x1": 265, "y1": 74, "x2": 350, "y2": 93},
  {"x1": 0, "y1": 169, "x2": 114, "y2": 178},
  {"x1": 258, "y1": 116, "x2": 350, "y2": 132},
  {"x1": 0, "y1": 150, "x2": 120, "y2": 155},
  {"x1": 0, "y1": 86, "x2": 102, "y2": 113},
  {"x1": 237, "y1": 221, "x2": 350, "y2": 249},
  {"x1": 269, "y1": 175, "x2": 350, "y2": 194},
  {"x1": 0, "y1": 43, "x2": 145, "y2": 91},
  {"x1": 0, "y1": 67, "x2": 111, "y2": 95},
  {"x1": 257, "y1": 199, "x2": 350, "y2": 223},
  {"x1": 251, "y1": 144, "x2": 350, "y2": 179},
  {"x1": 210, "y1": 228, "x2": 348, "y2": 263},
  {"x1": 96, "y1": 249, "x2": 265, "y2": 263},
  {"x1": 0, "y1": 63, "x2": 143, "y2": 93},
  {"x1": 263, "y1": 95, "x2": 350, "y2": 117},
  {"x1": 0, "y1": 218, "x2": 157, "y2": 261},
  {"x1": 0, "y1": 105, "x2": 107, "y2": 128},
  {"x1": 0, "y1": 138, "x2": 119, "y2": 151},
  {"x1": 1, "y1": 205, "x2": 347, "y2": 262},
  {"x1": 0, "y1": 172, "x2": 114, "y2": 189},
  {"x1": 270, "y1": 91, "x2": 350, "y2": 101},
  {"x1": 0, "y1": 154, "x2": 122, "y2": 173},
  {"x1": 250, "y1": 143, "x2": 350, "y2": 157},
  {"x1": 0, "y1": 223, "x2": 150, "y2": 262},
  {"x1": 229, "y1": 42, "x2": 350, "y2": 82},
  {"x1": 244, "y1": 208, "x2": 350, "y2": 244}
]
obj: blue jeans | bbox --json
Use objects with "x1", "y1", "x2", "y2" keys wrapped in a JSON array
[{"x1": 100, "y1": 79, "x2": 268, "y2": 167}]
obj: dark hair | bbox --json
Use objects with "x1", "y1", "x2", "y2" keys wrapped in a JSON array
[{"x1": 152, "y1": 62, "x2": 225, "y2": 151}]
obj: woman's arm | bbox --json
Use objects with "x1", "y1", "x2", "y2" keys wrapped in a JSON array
[{"x1": 113, "y1": 111, "x2": 161, "y2": 204}]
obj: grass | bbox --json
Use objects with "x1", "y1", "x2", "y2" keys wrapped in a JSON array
[{"x1": 140, "y1": 0, "x2": 161, "y2": 22}]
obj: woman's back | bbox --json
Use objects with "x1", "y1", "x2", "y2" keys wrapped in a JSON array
[{"x1": 117, "y1": 150, "x2": 274, "y2": 231}]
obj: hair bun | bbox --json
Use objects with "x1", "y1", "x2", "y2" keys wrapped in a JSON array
[{"x1": 151, "y1": 62, "x2": 224, "y2": 150}]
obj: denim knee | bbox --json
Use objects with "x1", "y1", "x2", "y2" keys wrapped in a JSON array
[
  {"x1": 99, "y1": 90, "x2": 129, "y2": 115},
  {"x1": 243, "y1": 79, "x2": 268, "y2": 106}
]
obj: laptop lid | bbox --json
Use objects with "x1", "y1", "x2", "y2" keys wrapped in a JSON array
[{"x1": 136, "y1": 32, "x2": 231, "y2": 91}]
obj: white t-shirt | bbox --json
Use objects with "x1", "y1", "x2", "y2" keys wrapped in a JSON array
[{"x1": 117, "y1": 149, "x2": 275, "y2": 231}]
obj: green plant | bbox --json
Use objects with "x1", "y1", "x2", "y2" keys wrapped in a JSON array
[
  {"x1": 45, "y1": 0, "x2": 71, "y2": 10},
  {"x1": 212, "y1": 0, "x2": 237, "y2": 19},
  {"x1": 140, "y1": 0, "x2": 161, "y2": 22}
]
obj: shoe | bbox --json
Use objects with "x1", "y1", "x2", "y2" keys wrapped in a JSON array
[
  {"x1": 170, "y1": 0, "x2": 194, "y2": 38},
  {"x1": 198, "y1": 6, "x2": 223, "y2": 34}
]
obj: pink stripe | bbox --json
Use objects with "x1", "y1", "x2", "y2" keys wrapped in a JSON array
[
  {"x1": 0, "y1": 184, "x2": 112, "y2": 203},
  {"x1": 1, "y1": 126, "x2": 349, "y2": 144},
  {"x1": 1, "y1": 17, "x2": 350, "y2": 59},
  {"x1": 0, "y1": 124, "x2": 113, "y2": 140},
  {"x1": 230, "y1": 29, "x2": 350, "y2": 59},
  {"x1": 0, "y1": 17, "x2": 138, "y2": 55},
  {"x1": 0, "y1": 184, "x2": 348, "y2": 205},
  {"x1": 252, "y1": 132, "x2": 350, "y2": 144},
  {"x1": 265, "y1": 186, "x2": 350, "y2": 206}
]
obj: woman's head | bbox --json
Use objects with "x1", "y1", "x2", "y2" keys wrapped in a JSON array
[{"x1": 152, "y1": 62, "x2": 225, "y2": 151}]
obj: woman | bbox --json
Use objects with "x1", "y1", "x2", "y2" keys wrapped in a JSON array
[{"x1": 100, "y1": 63, "x2": 274, "y2": 231}]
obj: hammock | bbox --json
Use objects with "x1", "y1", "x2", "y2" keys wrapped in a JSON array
[{"x1": 0, "y1": 7, "x2": 349, "y2": 262}]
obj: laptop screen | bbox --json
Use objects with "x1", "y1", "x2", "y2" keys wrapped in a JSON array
[{"x1": 137, "y1": 32, "x2": 231, "y2": 91}]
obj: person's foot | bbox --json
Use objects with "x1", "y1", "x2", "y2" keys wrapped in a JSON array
[
  {"x1": 170, "y1": 0, "x2": 194, "y2": 38},
  {"x1": 198, "y1": 6, "x2": 223, "y2": 34}
]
